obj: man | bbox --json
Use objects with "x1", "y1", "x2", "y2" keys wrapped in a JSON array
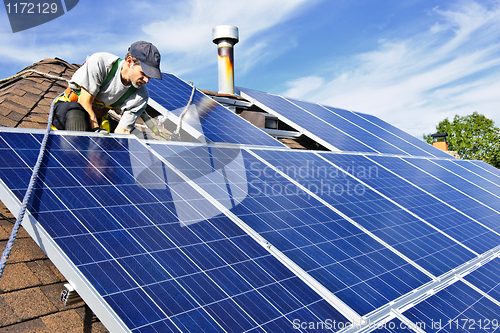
[{"x1": 52, "y1": 41, "x2": 162, "y2": 134}]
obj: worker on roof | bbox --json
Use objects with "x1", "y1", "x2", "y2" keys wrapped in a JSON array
[{"x1": 52, "y1": 41, "x2": 163, "y2": 135}]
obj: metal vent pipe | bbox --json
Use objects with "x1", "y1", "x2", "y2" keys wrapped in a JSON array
[{"x1": 212, "y1": 25, "x2": 239, "y2": 95}]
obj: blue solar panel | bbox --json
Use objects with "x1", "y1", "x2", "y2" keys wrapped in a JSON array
[
  {"x1": 148, "y1": 74, "x2": 284, "y2": 147},
  {"x1": 369, "y1": 155, "x2": 500, "y2": 237},
  {"x1": 354, "y1": 111, "x2": 454, "y2": 159},
  {"x1": 321, "y1": 106, "x2": 436, "y2": 158},
  {"x1": 239, "y1": 87, "x2": 452, "y2": 157},
  {"x1": 0, "y1": 130, "x2": 347, "y2": 332},
  {"x1": 238, "y1": 87, "x2": 377, "y2": 153},
  {"x1": 402, "y1": 280, "x2": 500, "y2": 332},
  {"x1": 148, "y1": 144, "x2": 433, "y2": 315},
  {"x1": 322, "y1": 154, "x2": 500, "y2": 256},
  {"x1": 285, "y1": 98, "x2": 407, "y2": 155},
  {"x1": 252, "y1": 149, "x2": 476, "y2": 277},
  {"x1": 469, "y1": 159, "x2": 500, "y2": 178},
  {"x1": 456, "y1": 160, "x2": 500, "y2": 184},
  {"x1": 463, "y1": 258, "x2": 500, "y2": 302},
  {"x1": 2, "y1": 126, "x2": 500, "y2": 333},
  {"x1": 429, "y1": 159, "x2": 500, "y2": 201}
]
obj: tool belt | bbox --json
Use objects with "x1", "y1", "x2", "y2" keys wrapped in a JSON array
[{"x1": 64, "y1": 87, "x2": 79, "y2": 102}]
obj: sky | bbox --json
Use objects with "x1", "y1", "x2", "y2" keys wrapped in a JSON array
[{"x1": 1, "y1": 0, "x2": 500, "y2": 138}]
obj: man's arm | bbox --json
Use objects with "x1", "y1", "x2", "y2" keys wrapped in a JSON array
[{"x1": 78, "y1": 88, "x2": 99, "y2": 130}]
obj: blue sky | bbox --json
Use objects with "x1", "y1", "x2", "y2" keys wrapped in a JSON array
[{"x1": 1, "y1": 0, "x2": 500, "y2": 138}]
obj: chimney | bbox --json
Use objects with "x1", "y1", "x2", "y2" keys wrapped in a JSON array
[
  {"x1": 212, "y1": 25, "x2": 239, "y2": 95},
  {"x1": 431, "y1": 132, "x2": 448, "y2": 151}
]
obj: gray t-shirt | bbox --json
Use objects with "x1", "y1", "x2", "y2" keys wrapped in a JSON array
[{"x1": 69, "y1": 52, "x2": 148, "y2": 132}]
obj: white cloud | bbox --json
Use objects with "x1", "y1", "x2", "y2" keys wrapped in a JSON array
[
  {"x1": 0, "y1": 0, "x2": 312, "y2": 79},
  {"x1": 285, "y1": 76, "x2": 325, "y2": 99},
  {"x1": 282, "y1": 0, "x2": 500, "y2": 137},
  {"x1": 140, "y1": 0, "x2": 313, "y2": 74}
]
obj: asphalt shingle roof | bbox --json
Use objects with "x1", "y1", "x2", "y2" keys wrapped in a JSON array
[{"x1": 0, "y1": 58, "x2": 108, "y2": 333}]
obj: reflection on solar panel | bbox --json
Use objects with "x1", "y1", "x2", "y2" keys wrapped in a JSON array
[
  {"x1": 238, "y1": 87, "x2": 453, "y2": 158},
  {"x1": 1, "y1": 128, "x2": 499, "y2": 333},
  {"x1": 148, "y1": 74, "x2": 284, "y2": 147}
]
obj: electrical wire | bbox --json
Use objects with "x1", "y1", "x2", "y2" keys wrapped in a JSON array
[
  {"x1": 0, "y1": 92, "x2": 62, "y2": 278},
  {"x1": 171, "y1": 83, "x2": 196, "y2": 141}
]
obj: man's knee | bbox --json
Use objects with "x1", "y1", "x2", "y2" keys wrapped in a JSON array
[{"x1": 53, "y1": 102, "x2": 89, "y2": 131}]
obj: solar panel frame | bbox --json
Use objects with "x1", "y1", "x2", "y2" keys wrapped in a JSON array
[
  {"x1": 2, "y1": 125, "x2": 500, "y2": 333},
  {"x1": 352, "y1": 111, "x2": 455, "y2": 159},
  {"x1": 238, "y1": 87, "x2": 455, "y2": 158},
  {"x1": 0, "y1": 128, "x2": 351, "y2": 333},
  {"x1": 148, "y1": 74, "x2": 285, "y2": 147},
  {"x1": 250, "y1": 149, "x2": 478, "y2": 278},
  {"x1": 239, "y1": 87, "x2": 378, "y2": 153}
]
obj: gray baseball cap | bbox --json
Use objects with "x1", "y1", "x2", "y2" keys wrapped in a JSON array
[{"x1": 128, "y1": 41, "x2": 162, "y2": 80}]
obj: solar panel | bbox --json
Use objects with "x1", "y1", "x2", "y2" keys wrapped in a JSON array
[
  {"x1": 369, "y1": 156, "x2": 500, "y2": 236},
  {"x1": 318, "y1": 154, "x2": 500, "y2": 256},
  {"x1": 238, "y1": 87, "x2": 377, "y2": 153},
  {"x1": 1, "y1": 127, "x2": 499, "y2": 333},
  {"x1": 353, "y1": 112, "x2": 456, "y2": 159},
  {"x1": 151, "y1": 145, "x2": 433, "y2": 316},
  {"x1": 148, "y1": 74, "x2": 284, "y2": 147},
  {"x1": 402, "y1": 279, "x2": 500, "y2": 332},
  {"x1": 286, "y1": 99, "x2": 409, "y2": 156},
  {"x1": 0, "y1": 129, "x2": 346, "y2": 332},
  {"x1": 251, "y1": 149, "x2": 477, "y2": 277},
  {"x1": 321, "y1": 106, "x2": 436, "y2": 158},
  {"x1": 238, "y1": 87, "x2": 453, "y2": 158}
]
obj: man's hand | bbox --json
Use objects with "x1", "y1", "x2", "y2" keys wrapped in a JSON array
[
  {"x1": 78, "y1": 88, "x2": 99, "y2": 130},
  {"x1": 114, "y1": 125, "x2": 130, "y2": 135}
]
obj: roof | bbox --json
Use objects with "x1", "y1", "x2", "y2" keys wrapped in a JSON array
[
  {"x1": 0, "y1": 58, "x2": 78, "y2": 129},
  {"x1": 0, "y1": 58, "x2": 108, "y2": 333},
  {"x1": 3, "y1": 57, "x2": 496, "y2": 333}
]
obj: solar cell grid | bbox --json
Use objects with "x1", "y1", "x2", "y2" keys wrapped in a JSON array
[
  {"x1": 369, "y1": 155, "x2": 500, "y2": 237},
  {"x1": 148, "y1": 75, "x2": 284, "y2": 147},
  {"x1": 155, "y1": 144, "x2": 433, "y2": 315},
  {"x1": 239, "y1": 87, "x2": 377, "y2": 153},
  {"x1": 412, "y1": 158, "x2": 500, "y2": 201},
  {"x1": 353, "y1": 112, "x2": 454, "y2": 159},
  {"x1": 0, "y1": 131, "x2": 349, "y2": 332},
  {"x1": 469, "y1": 160, "x2": 500, "y2": 178},
  {"x1": 321, "y1": 105, "x2": 436, "y2": 158},
  {"x1": 252, "y1": 149, "x2": 476, "y2": 277},
  {"x1": 402, "y1": 280, "x2": 500, "y2": 333},
  {"x1": 453, "y1": 160, "x2": 500, "y2": 185},
  {"x1": 284, "y1": 98, "x2": 408, "y2": 155},
  {"x1": 356, "y1": 155, "x2": 500, "y2": 255},
  {"x1": 463, "y1": 258, "x2": 500, "y2": 303}
]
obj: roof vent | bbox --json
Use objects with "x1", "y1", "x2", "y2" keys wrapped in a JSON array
[{"x1": 212, "y1": 25, "x2": 239, "y2": 95}]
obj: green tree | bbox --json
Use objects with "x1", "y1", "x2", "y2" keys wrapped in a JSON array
[{"x1": 424, "y1": 112, "x2": 500, "y2": 168}]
